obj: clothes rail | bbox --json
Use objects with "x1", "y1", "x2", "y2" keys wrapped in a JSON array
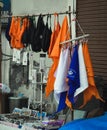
[
  {"x1": 60, "y1": 34, "x2": 90, "y2": 44},
  {"x1": 1, "y1": 10, "x2": 73, "y2": 18}
]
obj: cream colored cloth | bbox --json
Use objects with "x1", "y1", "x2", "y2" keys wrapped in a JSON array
[
  {"x1": 54, "y1": 48, "x2": 71, "y2": 103},
  {"x1": 74, "y1": 44, "x2": 88, "y2": 97}
]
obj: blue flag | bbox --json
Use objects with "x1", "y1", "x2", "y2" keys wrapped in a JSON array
[
  {"x1": 67, "y1": 45, "x2": 80, "y2": 103},
  {"x1": 56, "y1": 91, "x2": 67, "y2": 112}
]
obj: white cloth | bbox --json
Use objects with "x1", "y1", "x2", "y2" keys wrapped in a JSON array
[
  {"x1": 74, "y1": 44, "x2": 88, "y2": 97},
  {"x1": 54, "y1": 48, "x2": 71, "y2": 103}
]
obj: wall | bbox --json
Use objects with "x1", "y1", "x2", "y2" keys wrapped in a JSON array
[
  {"x1": 11, "y1": 0, "x2": 68, "y2": 15},
  {"x1": 1, "y1": 0, "x2": 85, "y2": 120},
  {"x1": 8, "y1": 0, "x2": 70, "y2": 96}
]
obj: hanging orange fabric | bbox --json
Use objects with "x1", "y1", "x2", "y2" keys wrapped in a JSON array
[
  {"x1": 45, "y1": 14, "x2": 60, "y2": 97},
  {"x1": 51, "y1": 16, "x2": 70, "y2": 58},
  {"x1": 9, "y1": 17, "x2": 28, "y2": 49},
  {"x1": 9, "y1": 17, "x2": 19, "y2": 48},
  {"x1": 45, "y1": 58, "x2": 59, "y2": 97},
  {"x1": 48, "y1": 14, "x2": 60, "y2": 57},
  {"x1": 45, "y1": 16, "x2": 70, "y2": 97},
  {"x1": 15, "y1": 18, "x2": 28, "y2": 49},
  {"x1": 65, "y1": 94, "x2": 73, "y2": 109},
  {"x1": 80, "y1": 43, "x2": 104, "y2": 108}
]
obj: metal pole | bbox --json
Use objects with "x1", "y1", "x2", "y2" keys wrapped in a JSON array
[
  {"x1": 60, "y1": 34, "x2": 90, "y2": 45},
  {"x1": 0, "y1": 0, "x2": 3, "y2": 114},
  {"x1": 68, "y1": 6, "x2": 72, "y2": 37},
  {"x1": 0, "y1": 2, "x2": 2, "y2": 83}
]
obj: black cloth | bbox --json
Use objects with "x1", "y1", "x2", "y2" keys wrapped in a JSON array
[
  {"x1": 31, "y1": 14, "x2": 45, "y2": 52},
  {"x1": 21, "y1": 17, "x2": 36, "y2": 47},
  {"x1": 41, "y1": 17, "x2": 52, "y2": 52}
]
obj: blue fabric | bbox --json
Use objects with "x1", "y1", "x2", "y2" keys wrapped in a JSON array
[
  {"x1": 67, "y1": 45, "x2": 80, "y2": 103},
  {"x1": 59, "y1": 113, "x2": 107, "y2": 130},
  {"x1": 57, "y1": 91, "x2": 67, "y2": 112},
  {"x1": 2, "y1": 0, "x2": 11, "y2": 11}
]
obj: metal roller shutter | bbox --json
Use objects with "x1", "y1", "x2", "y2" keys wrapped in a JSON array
[{"x1": 77, "y1": 0, "x2": 107, "y2": 86}]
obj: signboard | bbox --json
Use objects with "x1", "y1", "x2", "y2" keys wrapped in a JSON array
[{"x1": 1, "y1": 0, "x2": 11, "y2": 25}]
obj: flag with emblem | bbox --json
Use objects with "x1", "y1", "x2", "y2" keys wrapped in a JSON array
[{"x1": 67, "y1": 45, "x2": 80, "y2": 103}]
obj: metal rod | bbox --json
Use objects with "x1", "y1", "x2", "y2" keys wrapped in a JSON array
[
  {"x1": 68, "y1": 6, "x2": 72, "y2": 37},
  {"x1": 1, "y1": 10, "x2": 73, "y2": 18},
  {"x1": 60, "y1": 34, "x2": 90, "y2": 44}
]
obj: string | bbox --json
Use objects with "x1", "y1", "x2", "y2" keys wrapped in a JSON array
[{"x1": 71, "y1": 13, "x2": 85, "y2": 35}]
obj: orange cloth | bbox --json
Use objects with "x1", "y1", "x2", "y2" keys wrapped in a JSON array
[
  {"x1": 45, "y1": 58, "x2": 59, "y2": 97},
  {"x1": 15, "y1": 18, "x2": 28, "y2": 49},
  {"x1": 65, "y1": 94, "x2": 73, "y2": 109},
  {"x1": 48, "y1": 14, "x2": 60, "y2": 57},
  {"x1": 9, "y1": 17, "x2": 28, "y2": 49},
  {"x1": 50, "y1": 16, "x2": 70, "y2": 58},
  {"x1": 9, "y1": 17, "x2": 19, "y2": 48},
  {"x1": 45, "y1": 16, "x2": 70, "y2": 97},
  {"x1": 45, "y1": 15, "x2": 60, "y2": 97},
  {"x1": 80, "y1": 43, "x2": 104, "y2": 108}
]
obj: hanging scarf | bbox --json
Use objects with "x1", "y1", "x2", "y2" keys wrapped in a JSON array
[
  {"x1": 45, "y1": 16, "x2": 70, "y2": 97},
  {"x1": 66, "y1": 45, "x2": 80, "y2": 104},
  {"x1": 54, "y1": 47, "x2": 71, "y2": 111},
  {"x1": 45, "y1": 14, "x2": 60, "y2": 97},
  {"x1": 80, "y1": 43, "x2": 104, "y2": 108},
  {"x1": 74, "y1": 43, "x2": 88, "y2": 97}
]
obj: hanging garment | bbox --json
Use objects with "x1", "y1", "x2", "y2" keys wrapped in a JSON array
[
  {"x1": 45, "y1": 58, "x2": 59, "y2": 97},
  {"x1": 54, "y1": 47, "x2": 71, "y2": 103},
  {"x1": 15, "y1": 17, "x2": 28, "y2": 49},
  {"x1": 45, "y1": 14, "x2": 60, "y2": 97},
  {"x1": 31, "y1": 14, "x2": 45, "y2": 52},
  {"x1": 51, "y1": 16, "x2": 70, "y2": 58},
  {"x1": 74, "y1": 43, "x2": 88, "y2": 97},
  {"x1": 48, "y1": 14, "x2": 60, "y2": 56},
  {"x1": 28, "y1": 17, "x2": 36, "y2": 45},
  {"x1": 9, "y1": 17, "x2": 19, "y2": 48},
  {"x1": 54, "y1": 47, "x2": 71, "y2": 112},
  {"x1": 45, "y1": 16, "x2": 70, "y2": 97},
  {"x1": 80, "y1": 43, "x2": 104, "y2": 108},
  {"x1": 21, "y1": 17, "x2": 29, "y2": 47},
  {"x1": 9, "y1": 17, "x2": 28, "y2": 49},
  {"x1": 57, "y1": 91, "x2": 68, "y2": 112},
  {"x1": 66, "y1": 45, "x2": 80, "y2": 104},
  {"x1": 21, "y1": 17, "x2": 36, "y2": 47},
  {"x1": 41, "y1": 15, "x2": 52, "y2": 52}
]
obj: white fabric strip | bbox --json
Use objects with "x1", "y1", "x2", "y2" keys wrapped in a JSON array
[
  {"x1": 74, "y1": 43, "x2": 88, "y2": 97},
  {"x1": 54, "y1": 47, "x2": 71, "y2": 103}
]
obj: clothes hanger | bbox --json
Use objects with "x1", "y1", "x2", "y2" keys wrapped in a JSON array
[{"x1": 60, "y1": 34, "x2": 90, "y2": 45}]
